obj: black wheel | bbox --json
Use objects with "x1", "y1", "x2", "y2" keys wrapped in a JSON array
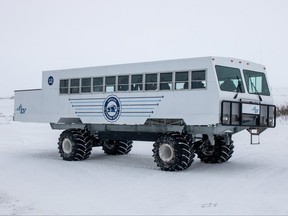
[
  {"x1": 58, "y1": 128, "x2": 93, "y2": 161},
  {"x1": 102, "y1": 140, "x2": 133, "y2": 155},
  {"x1": 152, "y1": 133, "x2": 195, "y2": 171},
  {"x1": 196, "y1": 136, "x2": 234, "y2": 163}
]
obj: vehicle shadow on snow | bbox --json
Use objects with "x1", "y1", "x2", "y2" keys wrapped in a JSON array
[
  {"x1": 88, "y1": 152, "x2": 159, "y2": 171},
  {"x1": 88, "y1": 152, "x2": 254, "y2": 174},
  {"x1": 190, "y1": 160, "x2": 254, "y2": 174},
  {"x1": 25, "y1": 150, "x2": 61, "y2": 161},
  {"x1": 26, "y1": 150, "x2": 158, "y2": 170},
  {"x1": 27, "y1": 150, "x2": 254, "y2": 174}
]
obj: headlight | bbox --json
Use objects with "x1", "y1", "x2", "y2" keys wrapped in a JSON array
[
  {"x1": 268, "y1": 117, "x2": 274, "y2": 126},
  {"x1": 222, "y1": 115, "x2": 230, "y2": 124}
]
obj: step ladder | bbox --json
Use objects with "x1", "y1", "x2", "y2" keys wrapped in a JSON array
[{"x1": 246, "y1": 128, "x2": 267, "y2": 145}]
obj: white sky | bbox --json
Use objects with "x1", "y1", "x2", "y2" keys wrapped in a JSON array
[{"x1": 0, "y1": 0, "x2": 288, "y2": 97}]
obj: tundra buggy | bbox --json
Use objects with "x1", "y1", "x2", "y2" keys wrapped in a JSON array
[{"x1": 14, "y1": 57, "x2": 276, "y2": 171}]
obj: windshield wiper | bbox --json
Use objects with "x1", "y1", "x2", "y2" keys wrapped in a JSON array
[
  {"x1": 233, "y1": 76, "x2": 242, "y2": 99},
  {"x1": 249, "y1": 76, "x2": 262, "y2": 102}
]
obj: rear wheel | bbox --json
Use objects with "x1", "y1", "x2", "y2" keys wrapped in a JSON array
[
  {"x1": 58, "y1": 129, "x2": 93, "y2": 161},
  {"x1": 196, "y1": 136, "x2": 234, "y2": 163},
  {"x1": 152, "y1": 133, "x2": 195, "y2": 171},
  {"x1": 102, "y1": 140, "x2": 133, "y2": 155}
]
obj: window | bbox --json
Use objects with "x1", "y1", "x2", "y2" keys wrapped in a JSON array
[
  {"x1": 175, "y1": 72, "x2": 189, "y2": 90},
  {"x1": 118, "y1": 75, "x2": 129, "y2": 91},
  {"x1": 131, "y1": 75, "x2": 143, "y2": 91},
  {"x1": 145, "y1": 74, "x2": 157, "y2": 91},
  {"x1": 93, "y1": 77, "x2": 103, "y2": 92},
  {"x1": 60, "y1": 79, "x2": 69, "y2": 94},
  {"x1": 216, "y1": 65, "x2": 245, "y2": 93},
  {"x1": 191, "y1": 70, "x2": 206, "y2": 89},
  {"x1": 243, "y1": 70, "x2": 270, "y2": 96},
  {"x1": 105, "y1": 76, "x2": 116, "y2": 92},
  {"x1": 160, "y1": 72, "x2": 172, "y2": 90},
  {"x1": 70, "y1": 79, "x2": 80, "y2": 94},
  {"x1": 59, "y1": 69, "x2": 213, "y2": 95},
  {"x1": 81, "y1": 78, "x2": 91, "y2": 93}
]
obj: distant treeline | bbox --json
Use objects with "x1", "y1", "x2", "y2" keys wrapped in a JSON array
[{"x1": 277, "y1": 105, "x2": 288, "y2": 117}]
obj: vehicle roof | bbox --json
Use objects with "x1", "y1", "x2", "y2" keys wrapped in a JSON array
[{"x1": 43, "y1": 56, "x2": 265, "y2": 77}]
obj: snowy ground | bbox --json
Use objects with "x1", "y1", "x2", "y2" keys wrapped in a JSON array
[{"x1": 1, "y1": 98, "x2": 288, "y2": 215}]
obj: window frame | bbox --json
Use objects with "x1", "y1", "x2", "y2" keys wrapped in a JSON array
[
  {"x1": 59, "y1": 68, "x2": 209, "y2": 95},
  {"x1": 93, "y1": 77, "x2": 104, "y2": 93},
  {"x1": 131, "y1": 74, "x2": 143, "y2": 91},
  {"x1": 105, "y1": 76, "x2": 116, "y2": 93},
  {"x1": 215, "y1": 65, "x2": 245, "y2": 93},
  {"x1": 175, "y1": 71, "x2": 189, "y2": 90},
  {"x1": 243, "y1": 70, "x2": 270, "y2": 96},
  {"x1": 191, "y1": 70, "x2": 206, "y2": 89},
  {"x1": 145, "y1": 73, "x2": 158, "y2": 91},
  {"x1": 81, "y1": 77, "x2": 92, "y2": 93},
  {"x1": 59, "y1": 79, "x2": 69, "y2": 94},
  {"x1": 118, "y1": 75, "x2": 130, "y2": 92},
  {"x1": 70, "y1": 78, "x2": 80, "y2": 94},
  {"x1": 160, "y1": 72, "x2": 173, "y2": 91}
]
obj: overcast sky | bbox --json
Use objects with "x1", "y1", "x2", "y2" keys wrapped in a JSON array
[{"x1": 0, "y1": 0, "x2": 287, "y2": 97}]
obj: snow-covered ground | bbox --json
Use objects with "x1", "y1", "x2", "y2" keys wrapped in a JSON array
[{"x1": 1, "y1": 97, "x2": 288, "y2": 215}]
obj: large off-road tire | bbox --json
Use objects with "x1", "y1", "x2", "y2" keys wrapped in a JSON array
[
  {"x1": 196, "y1": 136, "x2": 234, "y2": 163},
  {"x1": 102, "y1": 140, "x2": 133, "y2": 155},
  {"x1": 58, "y1": 128, "x2": 93, "y2": 161},
  {"x1": 152, "y1": 133, "x2": 195, "y2": 171}
]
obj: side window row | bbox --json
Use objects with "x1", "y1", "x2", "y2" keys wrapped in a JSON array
[{"x1": 59, "y1": 70, "x2": 206, "y2": 94}]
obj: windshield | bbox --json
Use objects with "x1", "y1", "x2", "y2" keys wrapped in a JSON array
[
  {"x1": 243, "y1": 70, "x2": 270, "y2": 96},
  {"x1": 215, "y1": 65, "x2": 245, "y2": 93}
]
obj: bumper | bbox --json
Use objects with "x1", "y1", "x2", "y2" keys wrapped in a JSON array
[{"x1": 221, "y1": 100, "x2": 276, "y2": 128}]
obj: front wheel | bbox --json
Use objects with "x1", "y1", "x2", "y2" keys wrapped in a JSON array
[
  {"x1": 152, "y1": 133, "x2": 195, "y2": 171},
  {"x1": 196, "y1": 136, "x2": 234, "y2": 163}
]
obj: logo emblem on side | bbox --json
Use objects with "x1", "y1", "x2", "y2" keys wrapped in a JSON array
[
  {"x1": 15, "y1": 104, "x2": 27, "y2": 114},
  {"x1": 48, "y1": 76, "x2": 54, "y2": 86},
  {"x1": 251, "y1": 106, "x2": 259, "y2": 114},
  {"x1": 103, "y1": 95, "x2": 121, "y2": 122}
]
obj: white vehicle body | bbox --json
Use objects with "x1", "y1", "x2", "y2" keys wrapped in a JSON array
[
  {"x1": 14, "y1": 56, "x2": 274, "y2": 125},
  {"x1": 13, "y1": 57, "x2": 276, "y2": 171}
]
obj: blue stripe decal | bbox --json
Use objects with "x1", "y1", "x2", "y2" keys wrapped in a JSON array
[
  {"x1": 122, "y1": 107, "x2": 153, "y2": 110},
  {"x1": 122, "y1": 104, "x2": 158, "y2": 107},
  {"x1": 69, "y1": 95, "x2": 164, "y2": 119},
  {"x1": 74, "y1": 108, "x2": 102, "y2": 111},
  {"x1": 122, "y1": 111, "x2": 153, "y2": 114},
  {"x1": 75, "y1": 111, "x2": 102, "y2": 114},
  {"x1": 121, "y1": 100, "x2": 161, "y2": 103},
  {"x1": 121, "y1": 115, "x2": 151, "y2": 118},
  {"x1": 77, "y1": 115, "x2": 103, "y2": 117},
  {"x1": 69, "y1": 98, "x2": 106, "y2": 101},
  {"x1": 72, "y1": 104, "x2": 102, "y2": 107},
  {"x1": 119, "y1": 96, "x2": 164, "y2": 99},
  {"x1": 70, "y1": 101, "x2": 104, "y2": 104},
  {"x1": 69, "y1": 96, "x2": 163, "y2": 101}
]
